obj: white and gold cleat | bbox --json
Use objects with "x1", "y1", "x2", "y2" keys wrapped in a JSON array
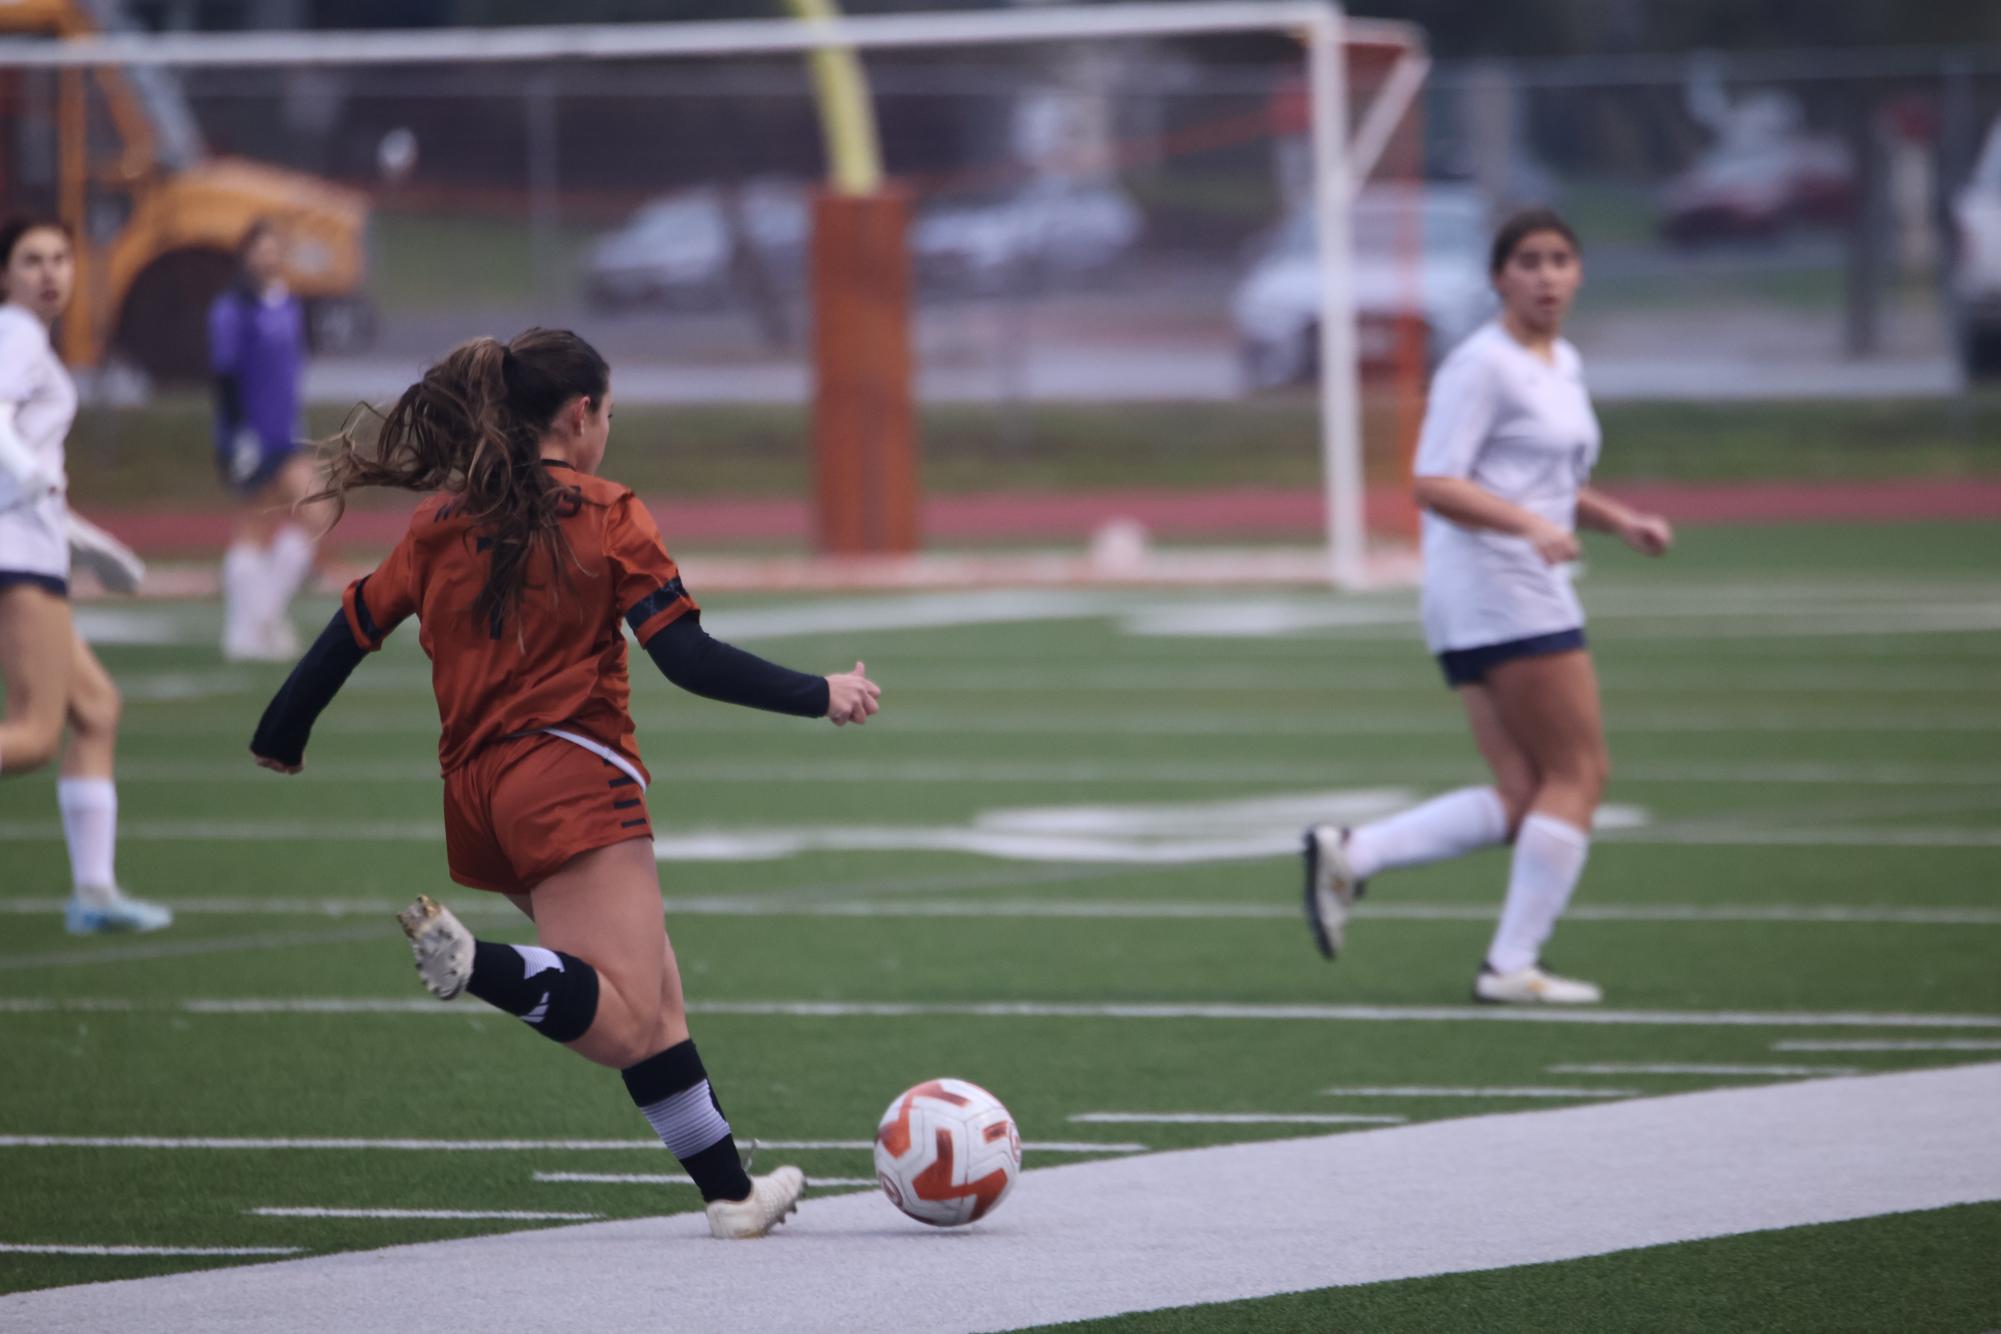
[
  {"x1": 1302, "y1": 824, "x2": 1365, "y2": 961},
  {"x1": 706, "y1": 1166, "x2": 805, "y2": 1239},
  {"x1": 1473, "y1": 964, "x2": 1603, "y2": 1005},
  {"x1": 396, "y1": 894, "x2": 474, "y2": 1001}
]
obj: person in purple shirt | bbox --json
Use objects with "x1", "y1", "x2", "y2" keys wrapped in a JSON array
[{"x1": 210, "y1": 218, "x2": 328, "y2": 660}]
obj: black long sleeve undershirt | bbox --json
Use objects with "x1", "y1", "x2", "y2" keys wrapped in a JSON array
[
  {"x1": 249, "y1": 611, "x2": 366, "y2": 767},
  {"x1": 643, "y1": 614, "x2": 829, "y2": 718}
]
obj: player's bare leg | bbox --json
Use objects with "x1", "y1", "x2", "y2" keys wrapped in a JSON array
[
  {"x1": 58, "y1": 630, "x2": 169, "y2": 933},
  {"x1": 0, "y1": 582, "x2": 72, "y2": 776}
]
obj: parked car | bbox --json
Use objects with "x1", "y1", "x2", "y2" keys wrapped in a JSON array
[
  {"x1": 1952, "y1": 115, "x2": 2001, "y2": 380},
  {"x1": 912, "y1": 180, "x2": 1143, "y2": 293},
  {"x1": 1659, "y1": 94, "x2": 1854, "y2": 246},
  {"x1": 1231, "y1": 183, "x2": 1494, "y2": 391},
  {"x1": 583, "y1": 179, "x2": 808, "y2": 310}
]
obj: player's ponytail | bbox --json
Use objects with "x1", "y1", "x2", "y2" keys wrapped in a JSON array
[{"x1": 314, "y1": 327, "x2": 610, "y2": 633}]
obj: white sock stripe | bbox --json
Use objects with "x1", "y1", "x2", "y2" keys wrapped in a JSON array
[
  {"x1": 510, "y1": 944, "x2": 563, "y2": 979},
  {"x1": 638, "y1": 1080, "x2": 732, "y2": 1160},
  {"x1": 1520, "y1": 812, "x2": 1591, "y2": 847}
]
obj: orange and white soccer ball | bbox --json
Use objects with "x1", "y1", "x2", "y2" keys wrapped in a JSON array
[{"x1": 873, "y1": 1077, "x2": 1022, "y2": 1227}]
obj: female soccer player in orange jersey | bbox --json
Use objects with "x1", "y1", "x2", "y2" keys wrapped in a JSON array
[{"x1": 250, "y1": 328, "x2": 879, "y2": 1237}]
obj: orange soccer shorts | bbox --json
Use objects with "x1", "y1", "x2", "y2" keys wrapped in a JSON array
[{"x1": 442, "y1": 732, "x2": 653, "y2": 894}]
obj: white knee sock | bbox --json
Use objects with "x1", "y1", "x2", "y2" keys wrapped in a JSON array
[
  {"x1": 1486, "y1": 813, "x2": 1591, "y2": 974},
  {"x1": 57, "y1": 777, "x2": 119, "y2": 903},
  {"x1": 1345, "y1": 786, "x2": 1509, "y2": 881},
  {"x1": 267, "y1": 525, "x2": 316, "y2": 614},
  {"x1": 222, "y1": 541, "x2": 266, "y2": 638}
]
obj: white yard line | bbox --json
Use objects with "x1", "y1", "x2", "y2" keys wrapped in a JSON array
[
  {"x1": 247, "y1": 1208, "x2": 599, "y2": 1222},
  {"x1": 0, "y1": 927, "x2": 385, "y2": 973},
  {"x1": 3, "y1": 897, "x2": 1996, "y2": 928},
  {"x1": 0, "y1": 1135, "x2": 1145, "y2": 1155},
  {"x1": 531, "y1": 1172, "x2": 877, "y2": 1188},
  {"x1": 1068, "y1": 1112, "x2": 1405, "y2": 1126},
  {"x1": 0, "y1": 1244, "x2": 302, "y2": 1258},
  {"x1": 1322, "y1": 1086, "x2": 1639, "y2": 1099},
  {"x1": 1772, "y1": 1039, "x2": 2001, "y2": 1053},
  {"x1": 3, "y1": 997, "x2": 1997, "y2": 1031},
  {"x1": 1546, "y1": 1062, "x2": 1858, "y2": 1078},
  {"x1": 7, "y1": 1065, "x2": 1995, "y2": 1334}
]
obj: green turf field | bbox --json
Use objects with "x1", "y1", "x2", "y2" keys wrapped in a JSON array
[{"x1": 1, "y1": 520, "x2": 1998, "y2": 1326}]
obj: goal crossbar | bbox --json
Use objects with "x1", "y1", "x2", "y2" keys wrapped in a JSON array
[{"x1": 0, "y1": 1, "x2": 1427, "y2": 588}]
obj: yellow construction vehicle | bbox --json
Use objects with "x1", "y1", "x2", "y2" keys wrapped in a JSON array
[{"x1": 0, "y1": 0, "x2": 371, "y2": 380}]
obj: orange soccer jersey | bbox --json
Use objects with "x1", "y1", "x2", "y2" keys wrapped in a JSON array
[{"x1": 339, "y1": 461, "x2": 696, "y2": 783}]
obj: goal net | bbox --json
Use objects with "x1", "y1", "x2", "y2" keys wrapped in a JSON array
[{"x1": 0, "y1": 3, "x2": 1432, "y2": 588}]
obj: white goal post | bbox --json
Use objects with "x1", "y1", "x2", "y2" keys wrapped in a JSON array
[{"x1": 0, "y1": 3, "x2": 1429, "y2": 586}]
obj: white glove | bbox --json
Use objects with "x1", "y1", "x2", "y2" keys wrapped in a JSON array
[{"x1": 66, "y1": 511, "x2": 146, "y2": 595}]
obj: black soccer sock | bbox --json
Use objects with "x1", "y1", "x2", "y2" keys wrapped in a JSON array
[
  {"x1": 622, "y1": 1040, "x2": 752, "y2": 1203},
  {"x1": 465, "y1": 940, "x2": 600, "y2": 1044}
]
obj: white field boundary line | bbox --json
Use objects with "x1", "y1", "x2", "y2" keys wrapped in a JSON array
[
  {"x1": 1, "y1": 997, "x2": 1980, "y2": 1031},
  {"x1": 2, "y1": 898, "x2": 1996, "y2": 929},
  {"x1": 1321, "y1": 1086, "x2": 1640, "y2": 1099},
  {"x1": 1773, "y1": 1039, "x2": 2001, "y2": 1052},
  {"x1": 0, "y1": 1136, "x2": 1146, "y2": 1154},
  {"x1": 1546, "y1": 1062, "x2": 1859, "y2": 1078},
  {"x1": 0, "y1": 1244, "x2": 302, "y2": 1257},
  {"x1": 1069, "y1": 1112, "x2": 1406, "y2": 1125},
  {"x1": 247, "y1": 1208, "x2": 599, "y2": 1222},
  {"x1": 533, "y1": 1172, "x2": 877, "y2": 1188}
]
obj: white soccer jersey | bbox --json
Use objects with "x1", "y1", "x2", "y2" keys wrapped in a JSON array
[
  {"x1": 0, "y1": 303, "x2": 75, "y2": 581},
  {"x1": 1413, "y1": 320, "x2": 1600, "y2": 654}
]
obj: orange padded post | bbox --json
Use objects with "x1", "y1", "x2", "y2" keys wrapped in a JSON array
[{"x1": 810, "y1": 188, "x2": 919, "y2": 555}]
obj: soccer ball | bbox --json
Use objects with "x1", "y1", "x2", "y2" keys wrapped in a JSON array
[{"x1": 873, "y1": 1077, "x2": 1022, "y2": 1227}]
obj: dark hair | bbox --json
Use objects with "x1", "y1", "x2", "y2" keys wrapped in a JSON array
[
  {"x1": 1489, "y1": 208, "x2": 1579, "y2": 275},
  {"x1": 0, "y1": 216, "x2": 73, "y2": 270},
  {"x1": 314, "y1": 327, "x2": 610, "y2": 635}
]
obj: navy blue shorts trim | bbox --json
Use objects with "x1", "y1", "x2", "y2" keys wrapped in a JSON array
[
  {"x1": 1437, "y1": 628, "x2": 1586, "y2": 688},
  {"x1": 0, "y1": 570, "x2": 69, "y2": 600}
]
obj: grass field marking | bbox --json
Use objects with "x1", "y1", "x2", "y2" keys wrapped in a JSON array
[
  {"x1": 1067, "y1": 1112, "x2": 1408, "y2": 1126},
  {"x1": 1321, "y1": 1086, "x2": 1641, "y2": 1099},
  {"x1": 0, "y1": 1243, "x2": 304, "y2": 1257},
  {"x1": 1772, "y1": 1039, "x2": 2001, "y2": 1053},
  {"x1": 0, "y1": 925, "x2": 388, "y2": 973},
  {"x1": 0, "y1": 998, "x2": 135, "y2": 1012},
  {"x1": 1546, "y1": 1062, "x2": 1860, "y2": 1077},
  {"x1": 247, "y1": 1208, "x2": 601, "y2": 1221},
  {"x1": 531, "y1": 1172, "x2": 878, "y2": 1188},
  {"x1": 0, "y1": 1135, "x2": 1148, "y2": 1154},
  {"x1": 6, "y1": 997, "x2": 1997, "y2": 1031},
  {"x1": 6, "y1": 898, "x2": 1999, "y2": 929}
]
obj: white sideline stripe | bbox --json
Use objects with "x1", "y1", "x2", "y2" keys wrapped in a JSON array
[
  {"x1": 1069, "y1": 1112, "x2": 1405, "y2": 1126},
  {"x1": 248, "y1": 1208, "x2": 600, "y2": 1222},
  {"x1": 4, "y1": 897, "x2": 1998, "y2": 928},
  {"x1": 1547, "y1": 1062, "x2": 1858, "y2": 1078},
  {"x1": 1773, "y1": 1039, "x2": 2001, "y2": 1053},
  {"x1": 1322, "y1": 1086, "x2": 1639, "y2": 1099},
  {"x1": 532, "y1": 1173, "x2": 877, "y2": 1188},
  {"x1": 4, "y1": 997, "x2": 1999, "y2": 1030},
  {"x1": 0, "y1": 1136, "x2": 1145, "y2": 1155},
  {"x1": 9, "y1": 1065, "x2": 1997, "y2": 1334},
  {"x1": 0, "y1": 1244, "x2": 302, "y2": 1257}
]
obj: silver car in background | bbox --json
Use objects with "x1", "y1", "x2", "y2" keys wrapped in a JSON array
[{"x1": 1232, "y1": 184, "x2": 1494, "y2": 390}]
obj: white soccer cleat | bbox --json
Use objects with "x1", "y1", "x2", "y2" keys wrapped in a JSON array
[
  {"x1": 705, "y1": 1166, "x2": 805, "y2": 1239},
  {"x1": 64, "y1": 889, "x2": 173, "y2": 935},
  {"x1": 1474, "y1": 964, "x2": 1603, "y2": 1005},
  {"x1": 1302, "y1": 824, "x2": 1365, "y2": 961},
  {"x1": 396, "y1": 894, "x2": 474, "y2": 1001}
]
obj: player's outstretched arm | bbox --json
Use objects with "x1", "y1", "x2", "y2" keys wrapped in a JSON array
[
  {"x1": 643, "y1": 616, "x2": 880, "y2": 726},
  {"x1": 248, "y1": 612, "x2": 370, "y2": 773}
]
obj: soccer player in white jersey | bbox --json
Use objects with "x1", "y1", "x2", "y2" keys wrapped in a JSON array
[
  {"x1": 1303, "y1": 209, "x2": 1672, "y2": 1003},
  {"x1": 0, "y1": 216, "x2": 171, "y2": 933}
]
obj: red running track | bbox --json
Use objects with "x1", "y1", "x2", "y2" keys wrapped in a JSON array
[{"x1": 80, "y1": 478, "x2": 2001, "y2": 555}]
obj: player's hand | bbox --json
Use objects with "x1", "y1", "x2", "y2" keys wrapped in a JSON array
[
  {"x1": 825, "y1": 660, "x2": 881, "y2": 727},
  {"x1": 253, "y1": 754, "x2": 303, "y2": 776},
  {"x1": 1523, "y1": 518, "x2": 1581, "y2": 565},
  {"x1": 1619, "y1": 512, "x2": 1674, "y2": 557}
]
